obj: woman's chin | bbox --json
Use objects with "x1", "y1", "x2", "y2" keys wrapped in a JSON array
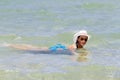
[{"x1": 81, "y1": 44, "x2": 85, "y2": 47}]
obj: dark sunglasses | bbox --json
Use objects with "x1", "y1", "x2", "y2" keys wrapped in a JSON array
[{"x1": 80, "y1": 38, "x2": 88, "y2": 41}]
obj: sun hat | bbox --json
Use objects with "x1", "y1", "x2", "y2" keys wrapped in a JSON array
[{"x1": 73, "y1": 30, "x2": 90, "y2": 43}]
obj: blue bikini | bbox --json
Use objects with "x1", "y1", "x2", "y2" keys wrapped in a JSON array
[{"x1": 49, "y1": 44, "x2": 67, "y2": 51}]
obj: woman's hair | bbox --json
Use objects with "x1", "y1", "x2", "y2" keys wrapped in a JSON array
[{"x1": 76, "y1": 36, "x2": 80, "y2": 48}]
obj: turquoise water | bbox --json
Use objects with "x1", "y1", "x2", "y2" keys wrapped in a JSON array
[{"x1": 0, "y1": 0, "x2": 120, "y2": 80}]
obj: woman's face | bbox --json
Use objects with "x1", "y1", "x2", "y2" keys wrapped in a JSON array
[{"x1": 77, "y1": 35, "x2": 88, "y2": 47}]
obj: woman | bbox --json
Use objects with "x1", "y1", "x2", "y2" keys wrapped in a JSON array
[
  {"x1": 4, "y1": 30, "x2": 90, "y2": 53},
  {"x1": 68, "y1": 30, "x2": 90, "y2": 50},
  {"x1": 69, "y1": 30, "x2": 91, "y2": 61}
]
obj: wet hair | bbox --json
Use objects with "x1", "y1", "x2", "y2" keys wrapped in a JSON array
[{"x1": 76, "y1": 36, "x2": 80, "y2": 48}]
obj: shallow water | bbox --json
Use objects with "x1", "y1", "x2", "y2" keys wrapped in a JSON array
[{"x1": 0, "y1": 0, "x2": 120, "y2": 80}]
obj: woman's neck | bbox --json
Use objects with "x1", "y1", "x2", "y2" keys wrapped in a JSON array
[{"x1": 77, "y1": 44, "x2": 83, "y2": 49}]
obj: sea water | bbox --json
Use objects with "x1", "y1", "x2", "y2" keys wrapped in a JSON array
[{"x1": 0, "y1": 0, "x2": 120, "y2": 80}]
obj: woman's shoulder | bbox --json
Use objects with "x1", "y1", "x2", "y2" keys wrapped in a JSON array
[{"x1": 68, "y1": 44, "x2": 76, "y2": 50}]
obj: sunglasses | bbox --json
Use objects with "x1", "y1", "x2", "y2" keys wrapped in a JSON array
[{"x1": 80, "y1": 38, "x2": 88, "y2": 42}]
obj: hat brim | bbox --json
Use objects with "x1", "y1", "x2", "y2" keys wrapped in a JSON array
[{"x1": 73, "y1": 34, "x2": 91, "y2": 44}]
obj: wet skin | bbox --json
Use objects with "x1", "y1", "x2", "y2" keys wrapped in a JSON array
[{"x1": 77, "y1": 35, "x2": 88, "y2": 48}]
